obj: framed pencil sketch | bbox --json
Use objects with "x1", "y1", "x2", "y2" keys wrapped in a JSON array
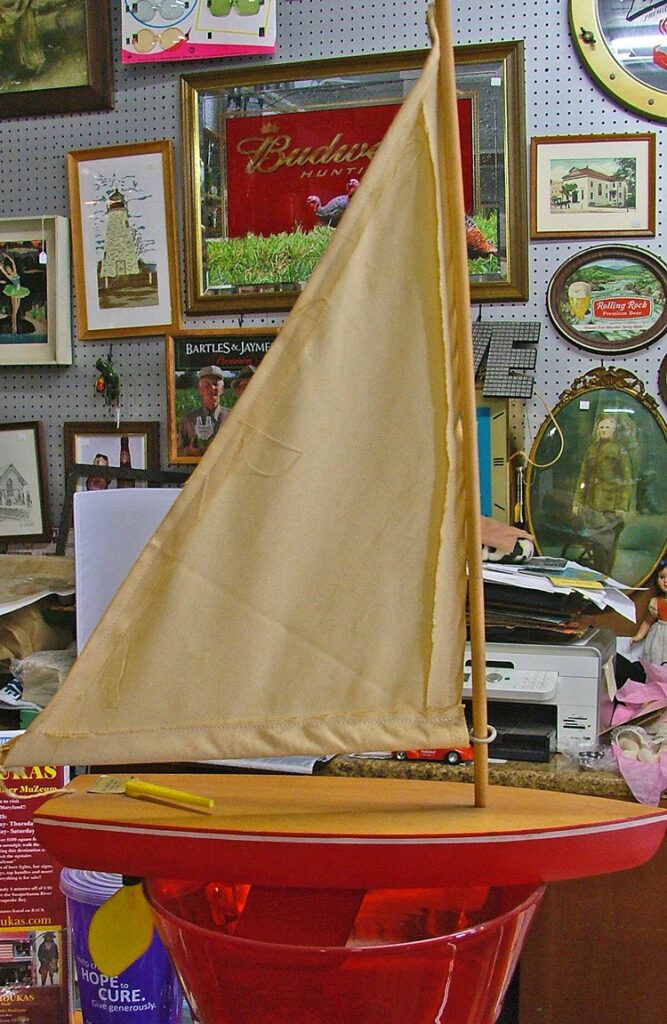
[
  {"x1": 531, "y1": 134, "x2": 655, "y2": 239},
  {"x1": 181, "y1": 39, "x2": 528, "y2": 314},
  {"x1": 547, "y1": 245, "x2": 667, "y2": 355},
  {"x1": 0, "y1": 216, "x2": 72, "y2": 366},
  {"x1": 570, "y1": 0, "x2": 667, "y2": 122},
  {"x1": 0, "y1": 0, "x2": 113, "y2": 119},
  {"x1": 166, "y1": 327, "x2": 278, "y2": 464},
  {"x1": 525, "y1": 366, "x2": 667, "y2": 590},
  {"x1": 68, "y1": 140, "x2": 182, "y2": 339},
  {"x1": 64, "y1": 421, "x2": 160, "y2": 492},
  {"x1": 0, "y1": 422, "x2": 50, "y2": 543}
]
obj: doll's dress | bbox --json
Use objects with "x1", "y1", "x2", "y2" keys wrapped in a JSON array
[
  {"x1": 644, "y1": 596, "x2": 667, "y2": 665},
  {"x1": 3, "y1": 274, "x2": 29, "y2": 299}
]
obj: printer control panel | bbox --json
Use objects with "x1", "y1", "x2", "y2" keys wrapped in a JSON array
[{"x1": 462, "y1": 669, "x2": 558, "y2": 702}]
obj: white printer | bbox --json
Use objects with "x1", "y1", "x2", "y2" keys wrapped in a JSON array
[{"x1": 462, "y1": 628, "x2": 616, "y2": 752}]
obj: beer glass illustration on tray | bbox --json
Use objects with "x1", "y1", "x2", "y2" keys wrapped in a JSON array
[{"x1": 568, "y1": 280, "x2": 591, "y2": 320}]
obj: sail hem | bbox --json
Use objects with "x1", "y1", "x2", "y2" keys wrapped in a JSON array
[{"x1": 1, "y1": 709, "x2": 470, "y2": 768}]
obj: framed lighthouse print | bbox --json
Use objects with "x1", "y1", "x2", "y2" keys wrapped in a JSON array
[{"x1": 67, "y1": 140, "x2": 182, "y2": 339}]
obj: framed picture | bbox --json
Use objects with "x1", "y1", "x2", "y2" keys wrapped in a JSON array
[
  {"x1": 180, "y1": 39, "x2": 528, "y2": 314},
  {"x1": 570, "y1": 0, "x2": 667, "y2": 122},
  {"x1": 525, "y1": 366, "x2": 667, "y2": 590},
  {"x1": 546, "y1": 245, "x2": 667, "y2": 355},
  {"x1": 0, "y1": 216, "x2": 72, "y2": 366},
  {"x1": 0, "y1": 422, "x2": 50, "y2": 543},
  {"x1": 63, "y1": 422, "x2": 160, "y2": 492},
  {"x1": 166, "y1": 328, "x2": 278, "y2": 464},
  {"x1": 0, "y1": 0, "x2": 113, "y2": 119},
  {"x1": 68, "y1": 140, "x2": 182, "y2": 339},
  {"x1": 659, "y1": 353, "x2": 667, "y2": 409},
  {"x1": 531, "y1": 134, "x2": 656, "y2": 239}
]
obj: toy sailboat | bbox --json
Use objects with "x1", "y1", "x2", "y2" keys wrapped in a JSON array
[{"x1": 0, "y1": 4, "x2": 665, "y2": 1020}]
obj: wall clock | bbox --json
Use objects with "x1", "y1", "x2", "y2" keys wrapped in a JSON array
[{"x1": 571, "y1": 0, "x2": 667, "y2": 121}]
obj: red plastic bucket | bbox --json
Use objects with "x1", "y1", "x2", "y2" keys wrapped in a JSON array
[{"x1": 145, "y1": 879, "x2": 544, "y2": 1024}]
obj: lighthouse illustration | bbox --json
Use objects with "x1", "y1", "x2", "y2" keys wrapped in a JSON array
[{"x1": 97, "y1": 188, "x2": 158, "y2": 308}]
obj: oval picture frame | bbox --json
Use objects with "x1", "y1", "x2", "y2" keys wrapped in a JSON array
[
  {"x1": 546, "y1": 244, "x2": 667, "y2": 355},
  {"x1": 659, "y1": 353, "x2": 667, "y2": 409},
  {"x1": 525, "y1": 366, "x2": 667, "y2": 590},
  {"x1": 570, "y1": 0, "x2": 667, "y2": 122}
]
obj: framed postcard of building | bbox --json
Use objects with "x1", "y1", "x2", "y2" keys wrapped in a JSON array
[
  {"x1": 68, "y1": 140, "x2": 182, "y2": 339},
  {"x1": 531, "y1": 133, "x2": 656, "y2": 239},
  {"x1": 0, "y1": 422, "x2": 50, "y2": 543}
]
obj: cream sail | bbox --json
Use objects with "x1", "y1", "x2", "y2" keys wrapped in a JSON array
[{"x1": 2, "y1": 4, "x2": 478, "y2": 772}]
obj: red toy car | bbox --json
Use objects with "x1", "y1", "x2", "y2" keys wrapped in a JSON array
[{"x1": 394, "y1": 745, "x2": 475, "y2": 765}]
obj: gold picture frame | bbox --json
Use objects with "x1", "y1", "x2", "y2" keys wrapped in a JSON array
[
  {"x1": 180, "y1": 40, "x2": 528, "y2": 314},
  {"x1": 526, "y1": 366, "x2": 667, "y2": 589},
  {"x1": 68, "y1": 140, "x2": 182, "y2": 340}
]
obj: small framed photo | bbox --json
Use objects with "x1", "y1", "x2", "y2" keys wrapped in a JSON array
[
  {"x1": 531, "y1": 133, "x2": 656, "y2": 239},
  {"x1": 166, "y1": 328, "x2": 278, "y2": 464},
  {"x1": 68, "y1": 140, "x2": 182, "y2": 339},
  {"x1": 0, "y1": 216, "x2": 72, "y2": 366},
  {"x1": 0, "y1": 422, "x2": 50, "y2": 543},
  {"x1": 64, "y1": 422, "x2": 160, "y2": 492},
  {"x1": 546, "y1": 245, "x2": 667, "y2": 356}
]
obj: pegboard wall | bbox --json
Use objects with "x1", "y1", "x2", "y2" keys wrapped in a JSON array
[{"x1": 0, "y1": 0, "x2": 665, "y2": 523}]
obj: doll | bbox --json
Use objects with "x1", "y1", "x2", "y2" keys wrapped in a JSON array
[{"x1": 631, "y1": 559, "x2": 667, "y2": 665}]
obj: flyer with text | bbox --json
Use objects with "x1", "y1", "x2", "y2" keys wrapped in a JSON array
[{"x1": 0, "y1": 731, "x2": 69, "y2": 1024}]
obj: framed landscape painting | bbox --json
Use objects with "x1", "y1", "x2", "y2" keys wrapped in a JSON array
[
  {"x1": 181, "y1": 40, "x2": 528, "y2": 313},
  {"x1": 531, "y1": 133, "x2": 655, "y2": 239}
]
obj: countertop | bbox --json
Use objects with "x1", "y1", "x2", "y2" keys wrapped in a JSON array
[{"x1": 321, "y1": 752, "x2": 638, "y2": 801}]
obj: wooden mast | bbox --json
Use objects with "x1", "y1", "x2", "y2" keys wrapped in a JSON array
[{"x1": 433, "y1": 0, "x2": 489, "y2": 806}]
